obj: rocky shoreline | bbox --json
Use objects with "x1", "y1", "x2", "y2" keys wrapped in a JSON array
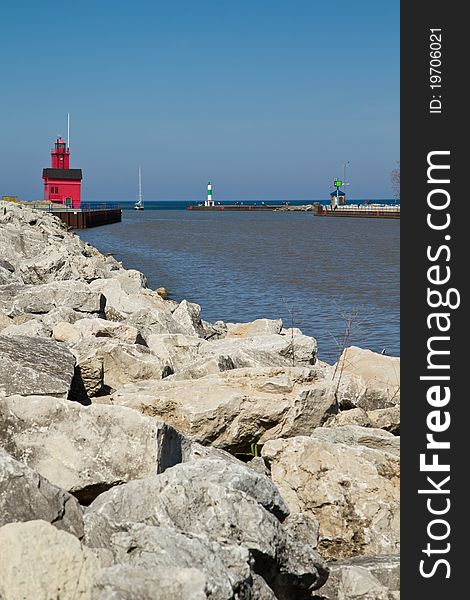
[
  {"x1": 0, "y1": 201, "x2": 400, "y2": 599},
  {"x1": 274, "y1": 204, "x2": 314, "y2": 211}
]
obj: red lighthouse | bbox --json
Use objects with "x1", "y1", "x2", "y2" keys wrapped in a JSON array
[{"x1": 42, "y1": 136, "x2": 82, "y2": 208}]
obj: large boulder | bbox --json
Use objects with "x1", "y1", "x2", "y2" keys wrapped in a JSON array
[
  {"x1": 226, "y1": 319, "x2": 283, "y2": 338},
  {"x1": 84, "y1": 459, "x2": 288, "y2": 550},
  {"x1": 368, "y1": 406, "x2": 400, "y2": 435},
  {"x1": 1, "y1": 318, "x2": 50, "y2": 338},
  {"x1": 0, "y1": 281, "x2": 105, "y2": 317},
  {"x1": 105, "y1": 523, "x2": 250, "y2": 600},
  {"x1": 70, "y1": 338, "x2": 170, "y2": 397},
  {"x1": 146, "y1": 333, "x2": 206, "y2": 371},
  {"x1": 333, "y1": 347, "x2": 400, "y2": 410},
  {"x1": 324, "y1": 407, "x2": 400, "y2": 436},
  {"x1": 17, "y1": 244, "x2": 110, "y2": 285},
  {"x1": 324, "y1": 407, "x2": 372, "y2": 429},
  {"x1": 0, "y1": 520, "x2": 102, "y2": 600},
  {"x1": 106, "y1": 366, "x2": 337, "y2": 452},
  {"x1": 0, "y1": 335, "x2": 75, "y2": 397},
  {"x1": 262, "y1": 431, "x2": 400, "y2": 560},
  {"x1": 53, "y1": 317, "x2": 144, "y2": 345},
  {"x1": 84, "y1": 458, "x2": 328, "y2": 599},
  {"x1": 88, "y1": 274, "x2": 168, "y2": 323},
  {"x1": 41, "y1": 306, "x2": 89, "y2": 328},
  {"x1": 0, "y1": 395, "x2": 185, "y2": 503},
  {"x1": 311, "y1": 425, "x2": 400, "y2": 456},
  {"x1": 195, "y1": 332, "x2": 318, "y2": 369},
  {"x1": 171, "y1": 299, "x2": 207, "y2": 337},
  {"x1": 0, "y1": 449, "x2": 83, "y2": 537}
]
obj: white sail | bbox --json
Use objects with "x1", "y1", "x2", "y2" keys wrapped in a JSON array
[{"x1": 134, "y1": 167, "x2": 144, "y2": 209}]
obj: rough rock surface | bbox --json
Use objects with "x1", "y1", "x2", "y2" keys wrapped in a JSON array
[
  {"x1": 226, "y1": 318, "x2": 283, "y2": 338},
  {"x1": 195, "y1": 332, "x2": 318, "y2": 369},
  {"x1": 311, "y1": 425, "x2": 400, "y2": 456},
  {"x1": 0, "y1": 449, "x2": 84, "y2": 537},
  {"x1": 262, "y1": 432, "x2": 400, "y2": 560},
  {"x1": 84, "y1": 459, "x2": 329, "y2": 599},
  {"x1": 333, "y1": 347, "x2": 400, "y2": 410},
  {"x1": 0, "y1": 520, "x2": 102, "y2": 600},
  {"x1": 1, "y1": 318, "x2": 50, "y2": 338},
  {"x1": 368, "y1": 406, "x2": 400, "y2": 435},
  {"x1": 106, "y1": 366, "x2": 337, "y2": 452},
  {"x1": 92, "y1": 565, "x2": 209, "y2": 600},
  {"x1": 0, "y1": 334, "x2": 75, "y2": 397},
  {"x1": 70, "y1": 337, "x2": 170, "y2": 397},
  {"x1": 172, "y1": 299, "x2": 207, "y2": 337},
  {"x1": 319, "y1": 554, "x2": 400, "y2": 600},
  {"x1": 0, "y1": 281, "x2": 105, "y2": 317},
  {"x1": 105, "y1": 523, "x2": 249, "y2": 600},
  {"x1": 324, "y1": 407, "x2": 372, "y2": 428},
  {"x1": 53, "y1": 317, "x2": 144, "y2": 345},
  {"x1": 0, "y1": 395, "x2": 184, "y2": 503}
]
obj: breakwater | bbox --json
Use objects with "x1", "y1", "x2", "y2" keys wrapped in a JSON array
[{"x1": 0, "y1": 201, "x2": 400, "y2": 599}]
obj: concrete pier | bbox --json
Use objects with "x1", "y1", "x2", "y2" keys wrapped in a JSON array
[
  {"x1": 19, "y1": 202, "x2": 122, "y2": 229},
  {"x1": 313, "y1": 203, "x2": 400, "y2": 219}
]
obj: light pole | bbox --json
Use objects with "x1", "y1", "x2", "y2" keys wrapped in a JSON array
[{"x1": 343, "y1": 161, "x2": 350, "y2": 186}]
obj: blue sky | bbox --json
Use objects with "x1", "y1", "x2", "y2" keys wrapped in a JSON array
[{"x1": 0, "y1": 0, "x2": 399, "y2": 201}]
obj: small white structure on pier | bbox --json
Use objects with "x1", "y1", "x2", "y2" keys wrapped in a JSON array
[{"x1": 205, "y1": 182, "x2": 214, "y2": 207}]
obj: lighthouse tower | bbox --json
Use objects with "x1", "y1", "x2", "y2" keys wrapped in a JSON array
[
  {"x1": 42, "y1": 136, "x2": 82, "y2": 208},
  {"x1": 205, "y1": 182, "x2": 214, "y2": 207}
]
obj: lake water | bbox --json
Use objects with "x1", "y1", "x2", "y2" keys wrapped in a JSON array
[{"x1": 80, "y1": 203, "x2": 400, "y2": 363}]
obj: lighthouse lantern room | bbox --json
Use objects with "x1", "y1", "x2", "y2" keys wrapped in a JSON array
[{"x1": 42, "y1": 136, "x2": 82, "y2": 208}]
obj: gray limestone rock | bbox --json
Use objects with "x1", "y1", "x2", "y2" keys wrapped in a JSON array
[
  {"x1": 1, "y1": 318, "x2": 51, "y2": 338},
  {"x1": 197, "y1": 332, "x2": 318, "y2": 369},
  {"x1": 0, "y1": 334, "x2": 75, "y2": 397},
  {"x1": 107, "y1": 366, "x2": 334, "y2": 453},
  {"x1": 107, "y1": 523, "x2": 250, "y2": 600},
  {"x1": 318, "y1": 554, "x2": 400, "y2": 600},
  {"x1": 0, "y1": 448, "x2": 84, "y2": 537},
  {"x1": 324, "y1": 407, "x2": 372, "y2": 429},
  {"x1": 84, "y1": 458, "x2": 328, "y2": 598},
  {"x1": 172, "y1": 299, "x2": 207, "y2": 337},
  {"x1": 0, "y1": 395, "x2": 185, "y2": 503},
  {"x1": 311, "y1": 425, "x2": 400, "y2": 456},
  {"x1": 0, "y1": 281, "x2": 105, "y2": 317},
  {"x1": 92, "y1": 564, "x2": 209, "y2": 600},
  {"x1": 70, "y1": 337, "x2": 171, "y2": 397}
]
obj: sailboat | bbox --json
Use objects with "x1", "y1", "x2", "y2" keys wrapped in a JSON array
[{"x1": 134, "y1": 167, "x2": 144, "y2": 210}]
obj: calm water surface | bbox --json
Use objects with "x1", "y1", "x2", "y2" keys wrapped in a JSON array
[{"x1": 80, "y1": 209, "x2": 400, "y2": 362}]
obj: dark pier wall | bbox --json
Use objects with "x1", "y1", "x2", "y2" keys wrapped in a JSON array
[{"x1": 52, "y1": 208, "x2": 122, "y2": 229}]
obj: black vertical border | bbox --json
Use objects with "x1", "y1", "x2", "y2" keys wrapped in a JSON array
[{"x1": 401, "y1": 2, "x2": 464, "y2": 598}]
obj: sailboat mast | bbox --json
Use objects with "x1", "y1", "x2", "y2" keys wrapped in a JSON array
[{"x1": 138, "y1": 167, "x2": 142, "y2": 202}]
